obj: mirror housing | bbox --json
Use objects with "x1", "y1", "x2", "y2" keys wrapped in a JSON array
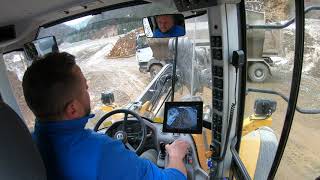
[
  {"x1": 143, "y1": 14, "x2": 186, "y2": 38},
  {"x1": 24, "y1": 36, "x2": 59, "y2": 61},
  {"x1": 254, "y1": 99, "x2": 277, "y2": 117}
]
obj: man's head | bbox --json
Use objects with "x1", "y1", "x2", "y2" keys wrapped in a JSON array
[
  {"x1": 22, "y1": 52, "x2": 90, "y2": 121},
  {"x1": 156, "y1": 15, "x2": 175, "y2": 33}
]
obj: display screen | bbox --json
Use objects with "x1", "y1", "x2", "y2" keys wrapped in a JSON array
[{"x1": 163, "y1": 101, "x2": 203, "y2": 134}]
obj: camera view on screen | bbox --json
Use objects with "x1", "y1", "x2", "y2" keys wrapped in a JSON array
[
  {"x1": 167, "y1": 106, "x2": 197, "y2": 129},
  {"x1": 163, "y1": 102, "x2": 202, "y2": 134}
]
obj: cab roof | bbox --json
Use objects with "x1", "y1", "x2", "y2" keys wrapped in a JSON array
[{"x1": 0, "y1": 0, "x2": 177, "y2": 52}]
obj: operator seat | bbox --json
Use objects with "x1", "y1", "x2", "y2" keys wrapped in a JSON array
[{"x1": 0, "y1": 95, "x2": 46, "y2": 180}]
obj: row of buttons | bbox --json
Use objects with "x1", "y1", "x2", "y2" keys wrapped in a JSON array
[
  {"x1": 211, "y1": 36, "x2": 223, "y2": 60},
  {"x1": 213, "y1": 78, "x2": 223, "y2": 89},
  {"x1": 211, "y1": 36, "x2": 222, "y2": 47},
  {"x1": 213, "y1": 66, "x2": 223, "y2": 77},
  {"x1": 212, "y1": 113, "x2": 222, "y2": 126},
  {"x1": 213, "y1": 100, "x2": 223, "y2": 112},
  {"x1": 211, "y1": 35, "x2": 223, "y2": 146},
  {"x1": 212, "y1": 113, "x2": 223, "y2": 143},
  {"x1": 214, "y1": 88, "x2": 223, "y2": 100}
]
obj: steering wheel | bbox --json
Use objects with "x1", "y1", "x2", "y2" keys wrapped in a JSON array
[{"x1": 93, "y1": 109, "x2": 147, "y2": 154}]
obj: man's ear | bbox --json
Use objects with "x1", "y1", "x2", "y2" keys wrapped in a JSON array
[{"x1": 63, "y1": 100, "x2": 81, "y2": 120}]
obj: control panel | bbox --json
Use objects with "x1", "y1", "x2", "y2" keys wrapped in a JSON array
[
  {"x1": 157, "y1": 141, "x2": 194, "y2": 168},
  {"x1": 211, "y1": 35, "x2": 224, "y2": 156},
  {"x1": 184, "y1": 149, "x2": 194, "y2": 165},
  {"x1": 173, "y1": 0, "x2": 218, "y2": 12},
  {"x1": 208, "y1": 7, "x2": 227, "y2": 159}
]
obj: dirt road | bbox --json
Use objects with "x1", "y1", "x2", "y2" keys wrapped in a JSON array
[{"x1": 79, "y1": 56, "x2": 150, "y2": 120}]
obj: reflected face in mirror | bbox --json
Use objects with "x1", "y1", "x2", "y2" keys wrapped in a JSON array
[
  {"x1": 143, "y1": 14, "x2": 185, "y2": 38},
  {"x1": 156, "y1": 15, "x2": 175, "y2": 33}
]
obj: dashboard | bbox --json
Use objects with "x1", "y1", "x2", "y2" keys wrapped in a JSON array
[
  {"x1": 105, "y1": 119, "x2": 154, "y2": 150},
  {"x1": 101, "y1": 118, "x2": 208, "y2": 180}
]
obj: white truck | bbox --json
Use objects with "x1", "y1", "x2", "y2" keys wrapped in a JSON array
[{"x1": 136, "y1": 34, "x2": 173, "y2": 79}]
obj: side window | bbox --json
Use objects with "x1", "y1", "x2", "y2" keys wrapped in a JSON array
[
  {"x1": 243, "y1": 1, "x2": 320, "y2": 179},
  {"x1": 3, "y1": 51, "x2": 35, "y2": 131},
  {"x1": 242, "y1": 0, "x2": 293, "y2": 179}
]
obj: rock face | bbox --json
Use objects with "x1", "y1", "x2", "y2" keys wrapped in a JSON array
[
  {"x1": 107, "y1": 31, "x2": 136, "y2": 58},
  {"x1": 107, "y1": 28, "x2": 144, "y2": 58},
  {"x1": 278, "y1": 19, "x2": 320, "y2": 77}
]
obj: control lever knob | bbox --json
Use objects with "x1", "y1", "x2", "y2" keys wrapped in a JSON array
[{"x1": 159, "y1": 142, "x2": 166, "y2": 159}]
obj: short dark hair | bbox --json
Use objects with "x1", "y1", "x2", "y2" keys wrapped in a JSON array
[{"x1": 22, "y1": 52, "x2": 79, "y2": 120}]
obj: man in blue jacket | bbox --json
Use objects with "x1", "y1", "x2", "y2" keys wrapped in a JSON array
[
  {"x1": 154, "y1": 15, "x2": 185, "y2": 38},
  {"x1": 22, "y1": 52, "x2": 189, "y2": 179}
]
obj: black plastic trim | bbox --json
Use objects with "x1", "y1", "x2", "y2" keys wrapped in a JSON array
[
  {"x1": 184, "y1": 10, "x2": 207, "y2": 19},
  {"x1": 171, "y1": 37, "x2": 178, "y2": 102},
  {"x1": 268, "y1": 0, "x2": 305, "y2": 179},
  {"x1": 0, "y1": 25, "x2": 16, "y2": 42},
  {"x1": 203, "y1": 120, "x2": 211, "y2": 130},
  {"x1": 230, "y1": 138, "x2": 251, "y2": 180},
  {"x1": 234, "y1": 0, "x2": 247, "y2": 153},
  {"x1": 247, "y1": 5, "x2": 318, "y2": 29}
]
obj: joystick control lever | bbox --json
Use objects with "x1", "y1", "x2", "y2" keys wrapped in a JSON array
[{"x1": 159, "y1": 142, "x2": 166, "y2": 159}]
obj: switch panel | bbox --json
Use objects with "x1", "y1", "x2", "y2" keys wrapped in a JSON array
[
  {"x1": 210, "y1": 33, "x2": 224, "y2": 157},
  {"x1": 212, "y1": 49, "x2": 223, "y2": 60},
  {"x1": 210, "y1": 36, "x2": 222, "y2": 47},
  {"x1": 214, "y1": 88, "x2": 223, "y2": 100},
  {"x1": 213, "y1": 66, "x2": 223, "y2": 77},
  {"x1": 213, "y1": 100, "x2": 223, "y2": 112},
  {"x1": 212, "y1": 113, "x2": 222, "y2": 126},
  {"x1": 214, "y1": 78, "x2": 223, "y2": 89}
]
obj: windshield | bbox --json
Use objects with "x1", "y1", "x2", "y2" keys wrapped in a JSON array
[
  {"x1": 37, "y1": 3, "x2": 179, "y2": 125},
  {"x1": 37, "y1": 4, "x2": 211, "y2": 131}
]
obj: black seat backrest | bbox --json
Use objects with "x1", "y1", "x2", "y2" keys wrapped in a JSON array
[{"x1": 0, "y1": 97, "x2": 46, "y2": 180}]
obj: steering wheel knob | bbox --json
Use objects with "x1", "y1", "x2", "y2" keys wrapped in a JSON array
[{"x1": 114, "y1": 131, "x2": 127, "y2": 142}]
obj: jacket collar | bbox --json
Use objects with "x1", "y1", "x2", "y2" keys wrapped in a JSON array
[{"x1": 34, "y1": 114, "x2": 95, "y2": 134}]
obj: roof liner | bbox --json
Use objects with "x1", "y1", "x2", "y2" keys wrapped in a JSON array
[{"x1": 0, "y1": 0, "x2": 131, "y2": 27}]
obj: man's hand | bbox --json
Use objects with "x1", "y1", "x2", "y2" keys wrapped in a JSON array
[
  {"x1": 165, "y1": 140, "x2": 190, "y2": 160},
  {"x1": 165, "y1": 140, "x2": 190, "y2": 176}
]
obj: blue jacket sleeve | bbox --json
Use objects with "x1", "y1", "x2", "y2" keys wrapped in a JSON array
[{"x1": 97, "y1": 140, "x2": 186, "y2": 180}]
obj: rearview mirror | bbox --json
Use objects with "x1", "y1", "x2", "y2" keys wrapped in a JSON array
[
  {"x1": 254, "y1": 99, "x2": 277, "y2": 117},
  {"x1": 24, "y1": 36, "x2": 59, "y2": 61},
  {"x1": 143, "y1": 14, "x2": 186, "y2": 38}
]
